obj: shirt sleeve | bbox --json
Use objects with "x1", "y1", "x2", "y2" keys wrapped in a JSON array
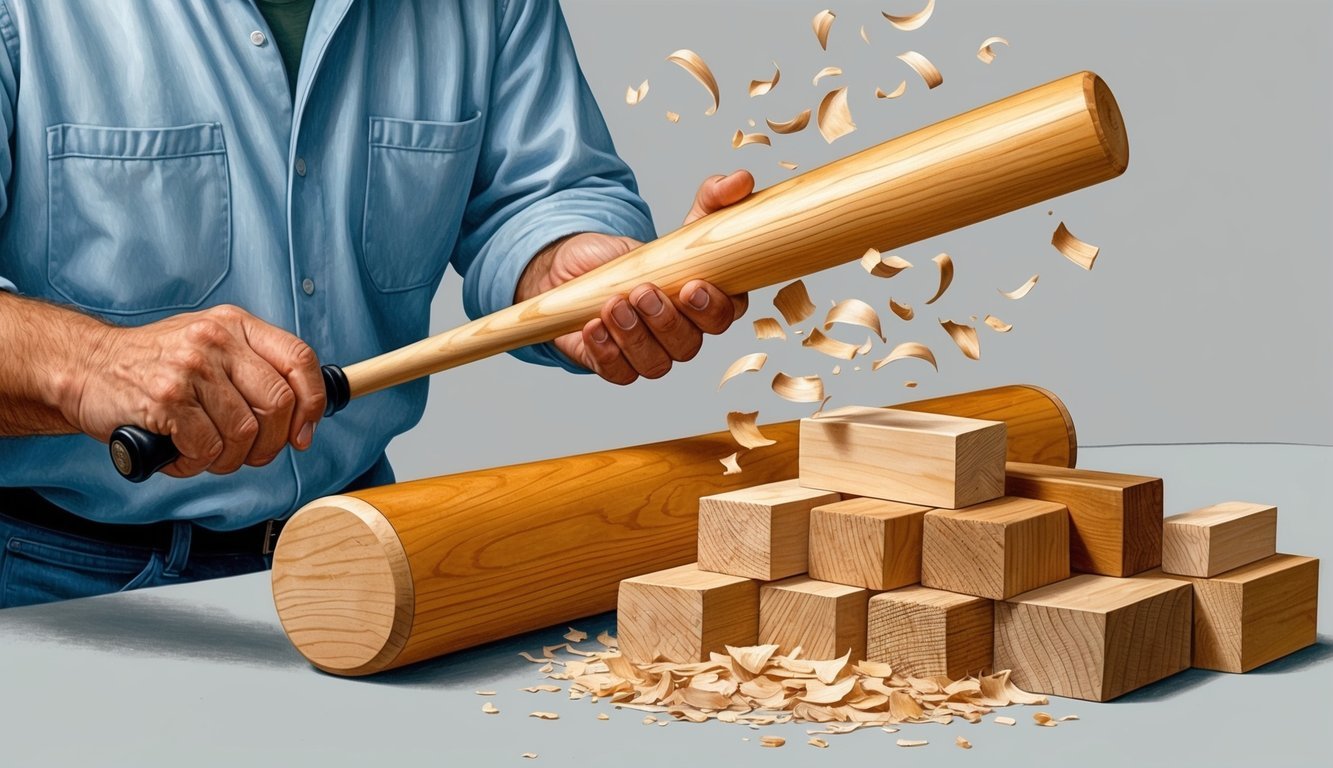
[
  {"x1": 0, "y1": 1, "x2": 18, "y2": 294},
  {"x1": 452, "y1": 0, "x2": 657, "y2": 373}
]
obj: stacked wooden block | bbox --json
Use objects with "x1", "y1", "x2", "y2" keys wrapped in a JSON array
[{"x1": 617, "y1": 406, "x2": 1319, "y2": 702}]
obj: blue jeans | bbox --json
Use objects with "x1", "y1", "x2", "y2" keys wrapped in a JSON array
[{"x1": 0, "y1": 454, "x2": 393, "y2": 610}]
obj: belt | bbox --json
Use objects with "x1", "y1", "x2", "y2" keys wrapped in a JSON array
[{"x1": 0, "y1": 488, "x2": 283, "y2": 556}]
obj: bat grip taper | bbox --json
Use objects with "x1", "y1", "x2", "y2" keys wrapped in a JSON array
[{"x1": 109, "y1": 364, "x2": 352, "y2": 483}]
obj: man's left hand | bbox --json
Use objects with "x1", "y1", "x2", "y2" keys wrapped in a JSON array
[{"x1": 515, "y1": 170, "x2": 754, "y2": 384}]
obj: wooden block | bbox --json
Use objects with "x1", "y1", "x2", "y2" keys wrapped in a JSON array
[
  {"x1": 798, "y1": 406, "x2": 1006, "y2": 508},
  {"x1": 866, "y1": 585, "x2": 992, "y2": 678},
  {"x1": 697, "y1": 480, "x2": 840, "y2": 580},
  {"x1": 1150, "y1": 554, "x2": 1319, "y2": 672},
  {"x1": 808, "y1": 498, "x2": 929, "y2": 590},
  {"x1": 758, "y1": 576, "x2": 869, "y2": 661},
  {"x1": 994, "y1": 574, "x2": 1192, "y2": 701},
  {"x1": 921, "y1": 497, "x2": 1069, "y2": 599},
  {"x1": 1005, "y1": 462, "x2": 1163, "y2": 577},
  {"x1": 617, "y1": 563, "x2": 758, "y2": 663},
  {"x1": 1162, "y1": 502, "x2": 1277, "y2": 577}
]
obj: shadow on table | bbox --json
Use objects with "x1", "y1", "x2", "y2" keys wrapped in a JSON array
[
  {"x1": 1, "y1": 591, "x2": 304, "y2": 670},
  {"x1": 1117, "y1": 636, "x2": 1333, "y2": 703}
]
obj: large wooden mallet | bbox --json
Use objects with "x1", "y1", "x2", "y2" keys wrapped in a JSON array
[{"x1": 110, "y1": 71, "x2": 1127, "y2": 481}]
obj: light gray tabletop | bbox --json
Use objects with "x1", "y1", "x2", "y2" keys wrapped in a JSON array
[{"x1": 1, "y1": 445, "x2": 1328, "y2": 767}]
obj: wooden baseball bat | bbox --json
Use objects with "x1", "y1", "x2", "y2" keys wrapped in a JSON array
[
  {"x1": 110, "y1": 71, "x2": 1126, "y2": 481},
  {"x1": 271, "y1": 384, "x2": 1078, "y2": 676}
]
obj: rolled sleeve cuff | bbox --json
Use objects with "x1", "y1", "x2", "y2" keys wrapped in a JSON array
[{"x1": 463, "y1": 191, "x2": 657, "y2": 373}]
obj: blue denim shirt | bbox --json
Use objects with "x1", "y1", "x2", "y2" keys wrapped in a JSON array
[{"x1": 0, "y1": 0, "x2": 655, "y2": 528}]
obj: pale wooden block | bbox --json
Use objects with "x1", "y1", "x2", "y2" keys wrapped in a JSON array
[
  {"x1": 995, "y1": 574, "x2": 1192, "y2": 701},
  {"x1": 798, "y1": 406, "x2": 1006, "y2": 508},
  {"x1": 1150, "y1": 554, "x2": 1319, "y2": 673},
  {"x1": 1005, "y1": 462, "x2": 1162, "y2": 577},
  {"x1": 808, "y1": 498, "x2": 929, "y2": 590},
  {"x1": 1162, "y1": 501, "x2": 1277, "y2": 577},
  {"x1": 697, "y1": 479, "x2": 839, "y2": 580},
  {"x1": 617, "y1": 563, "x2": 758, "y2": 663},
  {"x1": 866, "y1": 585, "x2": 992, "y2": 678},
  {"x1": 921, "y1": 496, "x2": 1069, "y2": 599},
  {"x1": 758, "y1": 576, "x2": 869, "y2": 661}
]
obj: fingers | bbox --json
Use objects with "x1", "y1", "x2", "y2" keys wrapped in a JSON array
[
  {"x1": 600, "y1": 294, "x2": 673, "y2": 380},
  {"x1": 233, "y1": 310, "x2": 325, "y2": 449},
  {"x1": 683, "y1": 169, "x2": 756, "y2": 225},
  {"x1": 190, "y1": 374, "x2": 260, "y2": 475},
  {"x1": 629, "y1": 284, "x2": 703, "y2": 362},
  {"x1": 677, "y1": 280, "x2": 745, "y2": 334},
  {"x1": 157, "y1": 404, "x2": 223, "y2": 478},
  {"x1": 223, "y1": 348, "x2": 296, "y2": 466},
  {"x1": 577, "y1": 320, "x2": 638, "y2": 385}
]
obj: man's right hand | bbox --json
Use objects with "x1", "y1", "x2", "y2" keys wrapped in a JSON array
[{"x1": 67, "y1": 304, "x2": 325, "y2": 478}]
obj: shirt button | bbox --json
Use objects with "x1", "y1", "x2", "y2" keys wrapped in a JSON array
[
  {"x1": 294, "y1": 157, "x2": 307, "y2": 177},
  {"x1": 301, "y1": 278, "x2": 315, "y2": 296},
  {"x1": 250, "y1": 30, "x2": 266, "y2": 46}
]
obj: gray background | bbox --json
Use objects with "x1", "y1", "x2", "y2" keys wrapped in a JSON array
[{"x1": 389, "y1": 0, "x2": 1333, "y2": 483}]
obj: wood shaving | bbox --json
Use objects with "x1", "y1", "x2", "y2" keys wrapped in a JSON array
[
  {"x1": 872, "y1": 341, "x2": 938, "y2": 371},
  {"x1": 816, "y1": 87, "x2": 856, "y2": 143},
  {"x1": 875, "y1": 81, "x2": 908, "y2": 99},
  {"x1": 1033, "y1": 712, "x2": 1056, "y2": 727},
  {"x1": 625, "y1": 80, "x2": 649, "y2": 106},
  {"x1": 860, "y1": 25, "x2": 870, "y2": 44},
  {"x1": 812, "y1": 66, "x2": 843, "y2": 86},
  {"x1": 956, "y1": 736, "x2": 972, "y2": 749},
  {"x1": 924, "y1": 252, "x2": 953, "y2": 305},
  {"x1": 521, "y1": 753, "x2": 537, "y2": 760},
  {"x1": 666, "y1": 50, "x2": 720, "y2": 116},
  {"x1": 772, "y1": 372, "x2": 826, "y2": 403},
  {"x1": 977, "y1": 36, "x2": 1010, "y2": 64},
  {"x1": 855, "y1": 337, "x2": 874, "y2": 356},
  {"x1": 529, "y1": 712, "x2": 559, "y2": 720},
  {"x1": 482, "y1": 702, "x2": 499, "y2": 714},
  {"x1": 774, "y1": 280, "x2": 816, "y2": 324},
  {"x1": 476, "y1": 690, "x2": 496, "y2": 696},
  {"x1": 883, "y1": 0, "x2": 936, "y2": 31},
  {"x1": 897, "y1": 739, "x2": 929, "y2": 748},
  {"x1": 727, "y1": 411, "x2": 777, "y2": 450},
  {"x1": 665, "y1": 111, "x2": 680, "y2": 123},
  {"x1": 779, "y1": 160, "x2": 799, "y2": 170},
  {"x1": 719, "y1": 352, "x2": 768, "y2": 389},
  {"x1": 748, "y1": 119, "x2": 756, "y2": 128},
  {"x1": 999, "y1": 274, "x2": 1038, "y2": 300},
  {"x1": 831, "y1": 365, "x2": 841, "y2": 375},
  {"x1": 761, "y1": 736, "x2": 787, "y2": 748},
  {"x1": 824, "y1": 298, "x2": 884, "y2": 341},
  {"x1": 889, "y1": 298, "x2": 914, "y2": 321},
  {"x1": 994, "y1": 716, "x2": 1017, "y2": 726},
  {"x1": 904, "y1": 380, "x2": 917, "y2": 387},
  {"x1": 720, "y1": 452, "x2": 744, "y2": 476},
  {"x1": 542, "y1": 643, "x2": 568, "y2": 658},
  {"x1": 519, "y1": 652, "x2": 548, "y2": 664},
  {"x1": 983, "y1": 314, "x2": 1012, "y2": 333},
  {"x1": 753, "y1": 317, "x2": 787, "y2": 341},
  {"x1": 1059, "y1": 715, "x2": 1080, "y2": 722},
  {"x1": 808, "y1": 737, "x2": 830, "y2": 749},
  {"x1": 810, "y1": 396, "x2": 834, "y2": 418},
  {"x1": 642, "y1": 715, "x2": 658, "y2": 725},
  {"x1": 538, "y1": 662, "x2": 554, "y2": 673},
  {"x1": 597, "y1": 631, "x2": 618, "y2": 649},
  {"x1": 597, "y1": 713, "x2": 610, "y2": 721},
  {"x1": 1052, "y1": 222, "x2": 1099, "y2": 270},
  {"x1": 802, "y1": 329, "x2": 862, "y2": 360},
  {"x1": 522, "y1": 685, "x2": 562, "y2": 693},
  {"x1": 861, "y1": 249, "x2": 912, "y2": 278},
  {"x1": 564, "y1": 628, "x2": 588, "y2": 643},
  {"x1": 812, "y1": 10, "x2": 836, "y2": 50},
  {"x1": 766, "y1": 109, "x2": 812, "y2": 135},
  {"x1": 749, "y1": 63, "x2": 781, "y2": 97},
  {"x1": 939, "y1": 319, "x2": 980, "y2": 360},
  {"x1": 897, "y1": 51, "x2": 942, "y2": 89},
  {"x1": 732, "y1": 130, "x2": 772, "y2": 149}
]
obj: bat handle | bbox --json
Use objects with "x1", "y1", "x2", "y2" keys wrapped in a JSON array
[{"x1": 109, "y1": 364, "x2": 352, "y2": 483}]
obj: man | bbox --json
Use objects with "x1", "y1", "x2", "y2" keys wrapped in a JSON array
[{"x1": 0, "y1": 0, "x2": 750, "y2": 608}]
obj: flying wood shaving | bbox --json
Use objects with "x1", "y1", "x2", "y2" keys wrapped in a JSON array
[
  {"x1": 977, "y1": 36, "x2": 1010, "y2": 64},
  {"x1": 802, "y1": 329, "x2": 862, "y2": 360},
  {"x1": 1052, "y1": 222, "x2": 1099, "y2": 269},
  {"x1": 766, "y1": 109, "x2": 811, "y2": 134},
  {"x1": 809, "y1": 737, "x2": 830, "y2": 749},
  {"x1": 727, "y1": 411, "x2": 777, "y2": 450},
  {"x1": 812, "y1": 66, "x2": 843, "y2": 85},
  {"x1": 883, "y1": 0, "x2": 936, "y2": 30},
  {"x1": 875, "y1": 81, "x2": 908, "y2": 99},
  {"x1": 897, "y1": 739, "x2": 928, "y2": 748},
  {"x1": 476, "y1": 690, "x2": 496, "y2": 696},
  {"x1": 999, "y1": 274, "x2": 1039, "y2": 300},
  {"x1": 719, "y1": 352, "x2": 767, "y2": 389},
  {"x1": 897, "y1": 51, "x2": 942, "y2": 89},
  {"x1": 994, "y1": 716, "x2": 1016, "y2": 726},
  {"x1": 521, "y1": 753, "x2": 537, "y2": 759},
  {"x1": 855, "y1": 337, "x2": 874, "y2": 356},
  {"x1": 523, "y1": 685, "x2": 562, "y2": 693},
  {"x1": 749, "y1": 63, "x2": 780, "y2": 97},
  {"x1": 861, "y1": 248, "x2": 913, "y2": 277},
  {"x1": 732, "y1": 130, "x2": 771, "y2": 149},
  {"x1": 720, "y1": 452, "x2": 744, "y2": 476},
  {"x1": 983, "y1": 314, "x2": 1012, "y2": 333},
  {"x1": 774, "y1": 280, "x2": 816, "y2": 324},
  {"x1": 832, "y1": 365, "x2": 840, "y2": 375},
  {"x1": 812, "y1": 10, "x2": 836, "y2": 50},
  {"x1": 924, "y1": 252, "x2": 953, "y2": 304},
  {"x1": 665, "y1": 111, "x2": 680, "y2": 123},
  {"x1": 956, "y1": 736, "x2": 972, "y2": 749},
  {"x1": 761, "y1": 735, "x2": 787, "y2": 748},
  {"x1": 779, "y1": 160, "x2": 799, "y2": 170},
  {"x1": 597, "y1": 713, "x2": 610, "y2": 721},
  {"x1": 889, "y1": 298, "x2": 914, "y2": 321},
  {"x1": 872, "y1": 341, "x2": 938, "y2": 371},
  {"x1": 1059, "y1": 715, "x2": 1080, "y2": 722},
  {"x1": 772, "y1": 372, "x2": 826, "y2": 403},
  {"x1": 824, "y1": 298, "x2": 884, "y2": 341},
  {"x1": 860, "y1": 24, "x2": 870, "y2": 44},
  {"x1": 564, "y1": 628, "x2": 588, "y2": 643},
  {"x1": 666, "y1": 50, "x2": 720, "y2": 116},
  {"x1": 816, "y1": 87, "x2": 856, "y2": 143},
  {"x1": 625, "y1": 80, "x2": 649, "y2": 106},
  {"x1": 753, "y1": 317, "x2": 787, "y2": 340},
  {"x1": 939, "y1": 319, "x2": 980, "y2": 360},
  {"x1": 529, "y1": 712, "x2": 559, "y2": 720},
  {"x1": 904, "y1": 380, "x2": 917, "y2": 387},
  {"x1": 746, "y1": 119, "x2": 756, "y2": 127},
  {"x1": 482, "y1": 702, "x2": 499, "y2": 714}
]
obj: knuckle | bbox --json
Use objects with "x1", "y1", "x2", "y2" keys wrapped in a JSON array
[
  {"x1": 289, "y1": 340, "x2": 318, "y2": 369},
  {"x1": 185, "y1": 319, "x2": 229, "y2": 348},
  {"x1": 209, "y1": 304, "x2": 246, "y2": 323},
  {"x1": 176, "y1": 349, "x2": 211, "y2": 374},
  {"x1": 227, "y1": 415, "x2": 260, "y2": 442},
  {"x1": 267, "y1": 379, "x2": 296, "y2": 412},
  {"x1": 148, "y1": 375, "x2": 191, "y2": 406},
  {"x1": 642, "y1": 361, "x2": 672, "y2": 380}
]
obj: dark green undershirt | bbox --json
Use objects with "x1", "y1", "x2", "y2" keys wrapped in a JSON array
[{"x1": 256, "y1": 0, "x2": 315, "y2": 98}]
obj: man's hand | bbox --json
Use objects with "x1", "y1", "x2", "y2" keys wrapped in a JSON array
[
  {"x1": 67, "y1": 304, "x2": 326, "y2": 478},
  {"x1": 516, "y1": 170, "x2": 754, "y2": 384}
]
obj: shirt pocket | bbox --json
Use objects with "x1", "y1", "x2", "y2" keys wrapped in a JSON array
[
  {"x1": 45, "y1": 122, "x2": 231, "y2": 316},
  {"x1": 361, "y1": 112, "x2": 483, "y2": 293}
]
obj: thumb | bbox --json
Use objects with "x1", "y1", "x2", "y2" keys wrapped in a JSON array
[{"x1": 684, "y1": 169, "x2": 755, "y2": 225}]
